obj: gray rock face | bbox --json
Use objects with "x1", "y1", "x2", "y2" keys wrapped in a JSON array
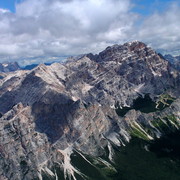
[{"x1": 0, "y1": 41, "x2": 180, "y2": 179}]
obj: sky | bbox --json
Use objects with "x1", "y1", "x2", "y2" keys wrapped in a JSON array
[{"x1": 0, "y1": 0, "x2": 179, "y2": 66}]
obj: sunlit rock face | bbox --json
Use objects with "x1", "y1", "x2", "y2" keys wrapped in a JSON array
[{"x1": 0, "y1": 41, "x2": 179, "y2": 180}]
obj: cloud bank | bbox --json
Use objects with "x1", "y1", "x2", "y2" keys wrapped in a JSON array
[{"x1": 0, "y1": 0, "x2": 179, "y2": 65}]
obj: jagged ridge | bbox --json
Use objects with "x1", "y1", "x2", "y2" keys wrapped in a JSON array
[{"x1": 0, "y1": 41, "x2": 179, "y2": 180}]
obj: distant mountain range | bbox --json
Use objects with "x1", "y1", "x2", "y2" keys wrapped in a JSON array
[
  {"x1": 0, "y1": 62, "x2": 55, "y2": 72},
  {"x1": 1, "y1": 51, "x2": 179, "y2": 73},
  {"x1": 0, "y1": 62, "x2": 20, "y2": 72},
  {"x1": 157, "y1": 48, "x2": 180, "y2": 56},
  {"x1": 21, "y1": 62, "x2": 53, "y2": 70},
  {"x1": 164, "y1": 54, "x2": 180, "y2": 71}
]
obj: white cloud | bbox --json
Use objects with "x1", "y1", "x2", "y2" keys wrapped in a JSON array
[
  {"x1": 0, "y1": 8, "x2": 10, "y2": 14},
  {"x1": 135, "y1": 2, "x2": 180, "y2": 50},
  {"x1": 0, "y1": 0, "x2": 179, "y2": 65}
]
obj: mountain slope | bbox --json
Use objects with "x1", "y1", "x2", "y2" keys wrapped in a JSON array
[{"x1": 0, "y1": 41, "x2": 179, "y2": 180}]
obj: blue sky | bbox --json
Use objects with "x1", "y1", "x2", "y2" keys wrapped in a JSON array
[
  {"x1": 132, "y1": 0, "x2": 177, "y2": 14},
  {"x1": 0, "y1": 0, "x2": 179, "y2": 65},
  {"x1": 1, "y1": 0, "x2": 177, "y2": 14},
  {"x1": 0, "y1": 0, "x2": 24, "y2": 12},
  {"x1": 0, "y1": 0, "x2": 15, "y2": 12}
]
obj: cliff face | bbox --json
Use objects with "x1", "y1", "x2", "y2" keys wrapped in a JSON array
[{"x1": 0, "y1": 41, "x2": 180, "y2": 180}]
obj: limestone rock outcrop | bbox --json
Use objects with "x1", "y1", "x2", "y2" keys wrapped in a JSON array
[{"x1": 0, "y1": 41, "x2": 179, "y2": 179}]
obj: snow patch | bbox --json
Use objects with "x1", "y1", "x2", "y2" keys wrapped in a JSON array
[
  {"x1": 107, "y1": 142, "x2": 114, "y2": 161},
  {"x1": 55, "y1": 171, "x2": 58, "y2": 180},
  {"x1": 144, "y1": 145, "x2": 149, "y2": 152},
  {"x1": 75, "y1": 150, "x2": 96, "y2": 168},
  {"x1": 58, "y1": 147, "x2": 84, "y2": 180},
  {"x1": 37, "y1": 162, "x2": 55, "y2": 180},
  {"x1": 149, "y1": 122, "x2": 161, "y2": 138},
  {"x1": 169, "y1": 120, "x2": 179, "y2": 129},
  {"x1": 120, "y1": 129, "x2": 130, "y2": 143},
  {"x1": 43, "y1": 167, "x2": 56, "y2": 177},
  {"x1": 110, "y1": 104, "x2": 115, "y2": 109},
  {"x1": 133, "y1": 83, "x2": 145, "y2": 94},
  {"x1": 107, "y1": 132, "x2": 121, "y2": 146},
  {"x1": 71, "y1": 96, "x2": 78, "y2": 101},
  {"x1": 2, "y1": 64, "x2": 8, "y2": 67},
  {"x1": 97, "y1": 157, "x2": 116, "y2": 172},
  {"x1": 132, "y1": 122, "x2": 153, "y2": 140}
]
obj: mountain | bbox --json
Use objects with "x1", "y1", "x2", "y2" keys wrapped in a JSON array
[
  {"x1": 0, "y1": 41, "x2": 179, "y2": 180},
  {"x1": 22, "y1": 64, "x2": 39, "y2": 70},
  {"x1": 0, "y1": 61, "x2": 53, "y2": 72},
  {"x1": 0, "y1": 62, "x2": 20, "y2": 72},
  {"x1": 164, "y1": 54, "x2": 180, "y2": 71},
  {"x1": 22, "y1": 62, "x2": 53, "y2": 70},
  {"x1": 157, "y1": 48, "x2": 180, "y2": 56}
]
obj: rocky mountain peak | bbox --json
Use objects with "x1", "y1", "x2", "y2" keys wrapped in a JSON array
[
  {"x1": 88, "y1": 41, "x2": 156, "y2": 64},
  {"x1": 125, "y1": 41, "x2": 146, "y2": 51},
  {"x1": 0, "y1": 41, "x2": 179, "y2": 180}
]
